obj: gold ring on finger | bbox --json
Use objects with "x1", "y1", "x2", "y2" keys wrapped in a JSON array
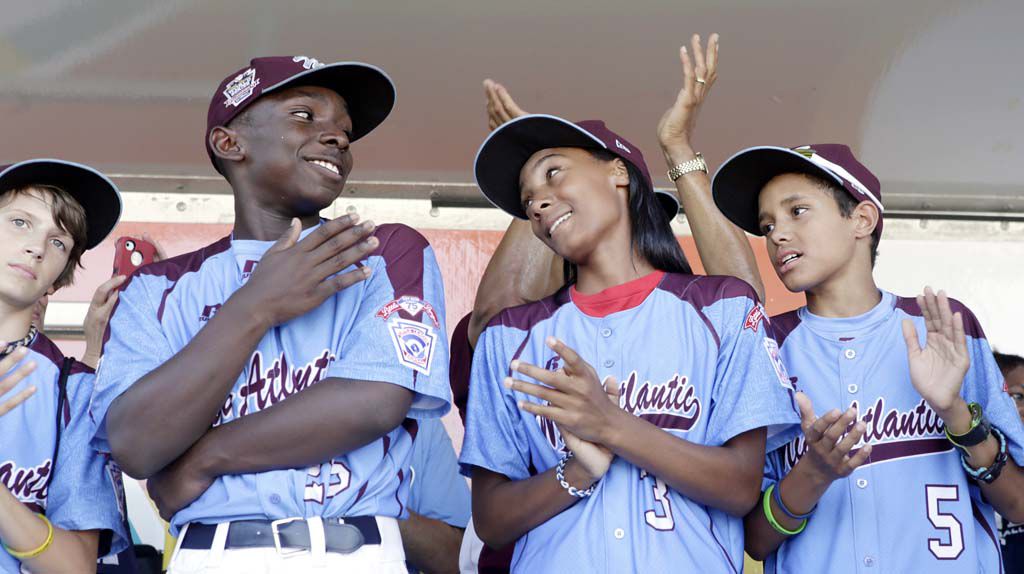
[{"x1": 696, "y1": 78, "x2": 707, "y2": 85}]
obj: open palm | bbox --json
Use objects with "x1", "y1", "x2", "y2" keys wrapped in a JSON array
[{"x1": 901, "y1": 287, "x2": 970, "y2": 413}]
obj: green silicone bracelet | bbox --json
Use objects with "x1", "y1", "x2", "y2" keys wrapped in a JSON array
[{"x1": 763, "y1": 484, "x2": 807, "y2": 536}]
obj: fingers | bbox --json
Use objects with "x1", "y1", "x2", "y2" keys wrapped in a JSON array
[
  {"x1": 678, "y1": 45, "x2": 695, "y2": 102},
  {"x1": 314, "y1": 266, "x2": 371, "y2": 298},
  {"x1": 705, "y1": 33, "x2": 719, "y2": 82},
  {"x1": 795, "y1": 392, "x2": 816, "y2": 428},
  {"x1": 93, "y1": 275, "x2": 127, "y2": 305},
  {"x1": 936, "y1": 289, "x2": 954, "y2": 337},
  {"x1": 495, "y1": 83, "x2": 526, "y2": 121},
  {"x1": 952, "y1": 312, "x2": 968, "y2": 357},
  {"x1": 141, "y1": 232, "x2": 168, "y2": 262},
  {"x1": 0, "y1": 347, "x2": 31, "y2": 381},
  {"x1": 901, "y1": 318, "x2": 921, "y2": 354},
  {"x1": 806, "y1": 407, "x2": 842, "y2": 443},
  {"x1": 603, "y1": 375, "x2": 621, "y2": 404},
  {"x1": 0, "y1": 385, "x2": 36, "y2": 417},
  {"x1": 922, "y1": 286, "x2": 941, "y2": 332},
  {"x1": 517, "y1": 399, "x2": 566, "y2": 422},
  {"x1": 691, "y1": 34, "x2": 707, "y2": 88},
  {"x1": 834, "y1": 420, "x2": 866, "y2": 455},
  {"x1": 511, "y1": 359, "x2": 563, "y2": 390},
  {"x1": 302, "y1": 213, "x2": 362, "y2": 253},
  {"x1": 311, "y1": 227, "x2": 379, "y2": 281},
  {"x1": 546, "y1": 337, "x2": 590, "y2": 378},
  {"x1": 504, "y1": 376, "x2": 561, "y2": 405},
  {"x1": 821, "y1": 406, "x2": 858, "y2": 446},
  {"x1": 846, "y1": 443, "x2": 873, "y2": 469}
]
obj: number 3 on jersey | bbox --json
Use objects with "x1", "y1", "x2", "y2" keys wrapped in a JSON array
[{"x1": 640, "y1": 469, "x2": 675, "y2": 531}]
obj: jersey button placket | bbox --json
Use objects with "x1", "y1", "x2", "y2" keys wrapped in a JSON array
[
  {"x1": 595, "y1": 319, "x2": 620, "y2": 381},
  {"x1": 839, "y1": 341, "x2": 878, "y2": 570}
]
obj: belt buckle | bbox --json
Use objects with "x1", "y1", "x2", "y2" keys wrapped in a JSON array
[{"x1": 270, "y1": 517, "x2": 307, "y2": 558}]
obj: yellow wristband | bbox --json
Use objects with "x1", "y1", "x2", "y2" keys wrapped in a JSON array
[
  {"x1": 4, "y1": 513, "x2": 54, "y2": 560},
  {"x1": 763, "y1": 484, "x2": 807, "y2": 536}
]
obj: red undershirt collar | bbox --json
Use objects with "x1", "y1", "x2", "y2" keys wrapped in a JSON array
[{"x1": 570, "y1": 271, "x2": 666, "y2": 318}]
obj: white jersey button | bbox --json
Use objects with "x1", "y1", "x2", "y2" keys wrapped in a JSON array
[
  {"x1": 613, "y1": 528, "x2": 625, "y2": 540},
  {"x1": 856, "y1": 478, "x2": 868, "y2": 489},
  {"x1": 863, "y1": 555, "x2": 875, "y2": 567},
  {"x1": 848, "y1": 384, "x2": 859, "y2": 393},
  {"x1": 603, "y1": 359, "x2": 615, "y2": 368},
  {"x1": 844, "y1": 349, "x2": 857, "y2": 360},
  {"x1": 600, "y1": 328, "x2": 612, "y2": 338}
]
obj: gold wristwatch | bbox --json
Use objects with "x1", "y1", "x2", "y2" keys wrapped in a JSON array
[{"x1": 667, "y1": 152, "x2": 708, "y2": 182}]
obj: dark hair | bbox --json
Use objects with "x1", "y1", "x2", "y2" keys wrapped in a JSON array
[
  {"x1": 561, "y1": 149, "x2": 691, "y2": 284},
  {"x1": 0, "y1": 185, "x2": 88, "y2": 289},
  {"x1": 805, "y1": 174, "x2": 880, "y2": 268},
  {"x1": 994, "y1": 351, "x2": 1024, "y2": 377}
]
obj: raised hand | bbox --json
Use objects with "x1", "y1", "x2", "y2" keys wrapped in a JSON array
[
  {"x1": 657, "y1": 33, "x2": 719, "y2": 163},
  {"x1": 901, "y1": 287, "x2": 970, "y2": 415},
  {"x1": 236, "y1": 215, "x2": 377, "y2": 328},
  {"x1": 504, "y1": 338, "x2": 624, "y2": 480},
  {"x1": 793, "y1": 393, "x2": 872, "y2": 484},
  {"x1": 0, "y1": 348, "x2": 37, "y2": 418},
  {"x1": 82, "y1": 274, "x2": 128, "y2": 369},
  {"x1": 484, "y1": 79, "x2": 529, "y2": 131}
]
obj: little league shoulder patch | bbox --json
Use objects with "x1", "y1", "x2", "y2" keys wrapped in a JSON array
[
  {"x1": 387, "y1": 318, "x2": 437, "y2": 375},
  {"x1": 377, "y1": 296, "x2": 440, "y2": 327},
  {"x1": 744, "y1": 304, "x2": 767, "y2": 332},
  {"x1": 763, "y1": 337, "x2": 793, "y2": 390}
]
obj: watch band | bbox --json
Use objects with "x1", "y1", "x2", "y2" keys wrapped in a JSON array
[
  {"x1": 946, "y1": 402, "x2": 991, "y2": 449},
  {"x1": 667, "y1": 153, "x2": 708, "y2": 182},
  {"x1": 961, "y1": 427, "x2": 1008, "y2": 484}
]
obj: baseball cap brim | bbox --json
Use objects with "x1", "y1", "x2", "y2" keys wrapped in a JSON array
[
  {"x1": 712, "y1": 146, "x2": 845, "y2": 235},
  {"x1": 475, "y1": 114, "x2": 678, "y2": 219},
  {"x1": 0, "y1": 159, "x2": 121, "y2": 249},
  {"x1": 261, "y1": 62, "x2": 395, "y2": 142}
]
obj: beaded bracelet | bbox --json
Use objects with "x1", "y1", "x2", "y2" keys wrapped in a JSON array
[
  {"x1": 763, "y1": 484, "x2": 807, "y2": 536},
  {"x1": 555, "y1": 452, "x2": 597, "y2": 498},
  {"x1": 4, "y1": 513, "x2": 54, "y2": 560}
]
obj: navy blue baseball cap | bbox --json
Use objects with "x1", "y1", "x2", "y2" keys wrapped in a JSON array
[
  {"x1": 712, "y1": 143, "x2": 884, "y2": 238},
  {"x1": 206, "y1": 55, "x2": 396, "y2": 172},
  {"x1": 0, "y1": 159, "x2": 122, "y2": 249},
  {"x1": 474, "y1": 114, "x2": 679, "y2": 219}
]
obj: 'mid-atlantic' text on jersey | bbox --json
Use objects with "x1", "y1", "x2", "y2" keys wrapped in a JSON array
[
  {"x1": 1, "y1": 334, "x2": 127, "y2": 572},
  {"x1": 765, "y1": 290, "x2": 1024, "y2": 574},
  {"x1": 460, "y1": 271, "x2": 799, "y2": 574},
  {"x1": 90, "y1": 223, "x2": 451, "y2": 534}
]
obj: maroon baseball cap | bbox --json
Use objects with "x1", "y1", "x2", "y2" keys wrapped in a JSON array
[
  {"x1": 712, "y1": 144, "x2": 884, "y2": 238},
  {"x1": 474, "y1": 114, "x2": 679, "y2": 219},
  {"x1": 206, "y1": 56, "x2": 396, "y2": 172},
  {"x1": 0, "y1": 159, "x2": 121, "y2": 249}
]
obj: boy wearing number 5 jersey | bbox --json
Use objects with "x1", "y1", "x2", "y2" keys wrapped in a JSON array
[{"x1": 711, "y1": 144, "x2": 1024, "y2": 573}]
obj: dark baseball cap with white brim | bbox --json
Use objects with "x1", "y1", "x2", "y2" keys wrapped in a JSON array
[
  {"x1": 0, "y1": 159, "x2": 121, "y2": 249},
  {"x1": 206, "y1": 56, "x2": 396, "y2": 172},
  {"x1": 712, "y1": 143, "x2": 884, "y2": 238},
  {"x1": 474, "y1": 114, "x2": 679, "y2": 219}
]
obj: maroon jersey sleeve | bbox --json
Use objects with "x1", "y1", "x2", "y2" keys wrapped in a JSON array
[{"x1": 449, "y1": 312, "x2": 474, "y2": 423}]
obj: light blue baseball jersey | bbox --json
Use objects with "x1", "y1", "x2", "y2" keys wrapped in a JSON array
[
  {"x1": 406, "y1": 417, "x2": 471, "y2": 574},
  {"x1": 459, "y1": 271, "x2": 800, "y2": 574},
  {"x1": 407, "y1": 417, "x2": 470, "y2": 529},
  {"x1": 1, "y1": 333, "x2": 128, "y2": 573},
  {"x1": 764, "y1": 290, "x2": 1024, "y2": 574},
  {"x1": 90, "y1": 222, "x2": 451, "y2": 535}
]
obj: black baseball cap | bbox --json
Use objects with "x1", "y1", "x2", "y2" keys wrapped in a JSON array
[
  {"x1": 474, "y1": 114, "x2": 679, "y2": 219},
  {"x1": 712, "y1": 143, "x2": 884, "y2": 238},
  {"x1": 0, "y1": 159, "x2": 122, "y2": 249},
  {"x1": 206, "y1": 55, "x2": 396, "y2": 172}
]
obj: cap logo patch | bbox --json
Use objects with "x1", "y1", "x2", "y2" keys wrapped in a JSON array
[
  {"x1": 223, "y1": 68, "x2": 260, "y2": 108},
  {"x1": 615, "y1": 139, "x2": 631, "y2": 153},
  {"x1": 293, "y1": 56, "x2": 325, "y2": 70},
  {"x1": 794, "y1": 147, "x2": 816, "y2": 159}
]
